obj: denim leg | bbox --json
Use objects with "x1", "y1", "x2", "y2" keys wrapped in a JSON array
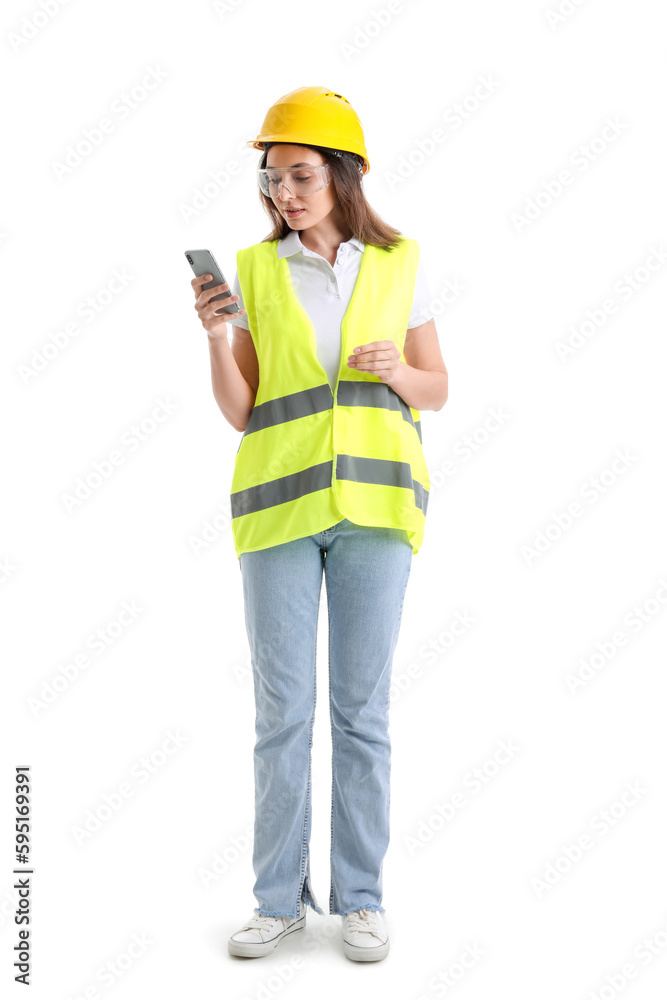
[
  {"x1": 323, "y1": 519, "x2": 412, "y2": 915},
  {"x1": 239, "y1": 534, "x2": 327, "y2": 918}
]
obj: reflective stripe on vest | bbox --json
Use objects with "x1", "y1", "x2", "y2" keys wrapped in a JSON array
[
  {"x1": 243, "y1": 380, "x2": 422, "y2": 442},
  {"x1": 230, "y1": 236, "x2": 430, "y2": 558}
]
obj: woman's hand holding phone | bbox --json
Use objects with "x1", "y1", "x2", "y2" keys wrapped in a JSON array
[{"x1": 191, "y1": 275, "x2": 246, "y2": 339}]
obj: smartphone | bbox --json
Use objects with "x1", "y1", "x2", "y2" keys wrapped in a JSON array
[{"x1": 185, "y1": 249, "x2": 240, "y2": 315}]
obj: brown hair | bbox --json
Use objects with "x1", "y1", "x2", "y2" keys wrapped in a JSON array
[{"x1": 256, "y1": 142, "x2": 404, "y2": 251}]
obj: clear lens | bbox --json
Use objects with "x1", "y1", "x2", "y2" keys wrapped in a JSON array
[{"x1": 257, "y1": 163, "x2": 331, "y2": 199}]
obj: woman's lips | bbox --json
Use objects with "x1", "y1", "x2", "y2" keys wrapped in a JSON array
[{"x1": 285, "y1": 208, "x2": 304, "y2": 215}]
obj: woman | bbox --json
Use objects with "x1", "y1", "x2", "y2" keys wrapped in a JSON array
[{"x1": 192, "y1": 86, "x2": 448, "y2": 962}]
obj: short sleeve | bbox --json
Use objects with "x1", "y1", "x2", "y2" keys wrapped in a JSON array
[
  {"x1": 407, "y1": 257, "x2": 434, "y2": 329},
  {"x1": 225, "y1": 271, "x2": 250, "y2": 330}
]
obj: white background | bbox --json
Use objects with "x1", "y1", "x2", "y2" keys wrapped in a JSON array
[{"x1": 2, "y1": 0, "x2": 667, "y2": 997}]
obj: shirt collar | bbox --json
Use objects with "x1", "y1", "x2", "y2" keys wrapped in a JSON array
[{"x1": 277, "y1": 229, "x2": 365, "y2": 259}]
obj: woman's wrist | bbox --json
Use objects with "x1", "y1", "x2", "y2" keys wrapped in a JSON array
[{"x1": 207, "y1": 326, "x2": 229, "y2": 344}]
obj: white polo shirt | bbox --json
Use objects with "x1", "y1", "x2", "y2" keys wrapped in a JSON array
[{"x1": 227, "y1": 230, "x2": 434, "y2": 389}]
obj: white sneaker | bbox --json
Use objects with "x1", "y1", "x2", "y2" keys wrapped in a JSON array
[
  {"x1": 228, "y1": 912, "x2": 306, "y2": 958},
  {"x1": 342, "y1": 908, "x2": 390, "y2": 962}
]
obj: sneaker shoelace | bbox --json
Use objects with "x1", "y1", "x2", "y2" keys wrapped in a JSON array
[
  {"x1": 241, "y1": 914, "x2": 285, "y2": 939},
  {"x1": 346, "y1": 908, "x2": 383, "y2": 940}
]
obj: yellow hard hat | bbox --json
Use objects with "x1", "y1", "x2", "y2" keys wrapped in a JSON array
[{"x1": 247, "y1": 86, "x2": 370, "y2": 175}]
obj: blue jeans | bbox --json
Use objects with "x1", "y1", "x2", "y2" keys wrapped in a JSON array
[{"x1": 238, "y1": 517, "x2": 413, "y2": 918}]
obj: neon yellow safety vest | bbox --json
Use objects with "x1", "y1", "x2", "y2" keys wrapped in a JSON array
[{"x1": 229, "y1": 235, "x2": 430, "y2": 558}]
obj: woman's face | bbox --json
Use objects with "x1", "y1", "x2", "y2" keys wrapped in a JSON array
[{"x1": 265, "y1": 144, "x2": 339, "y2": 230}]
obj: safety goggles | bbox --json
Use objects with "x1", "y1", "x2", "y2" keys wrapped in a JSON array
[{"x1": 257, "y1": 163, "x2": 332, "y2": 199}]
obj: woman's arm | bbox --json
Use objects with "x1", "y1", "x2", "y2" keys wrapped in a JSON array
[
  {"x1": 389, "y1": 319, "x2": 449, "y2": 412},
  {"x1": 207, "y1": 324, "x2": 258, "y2": 432}
]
